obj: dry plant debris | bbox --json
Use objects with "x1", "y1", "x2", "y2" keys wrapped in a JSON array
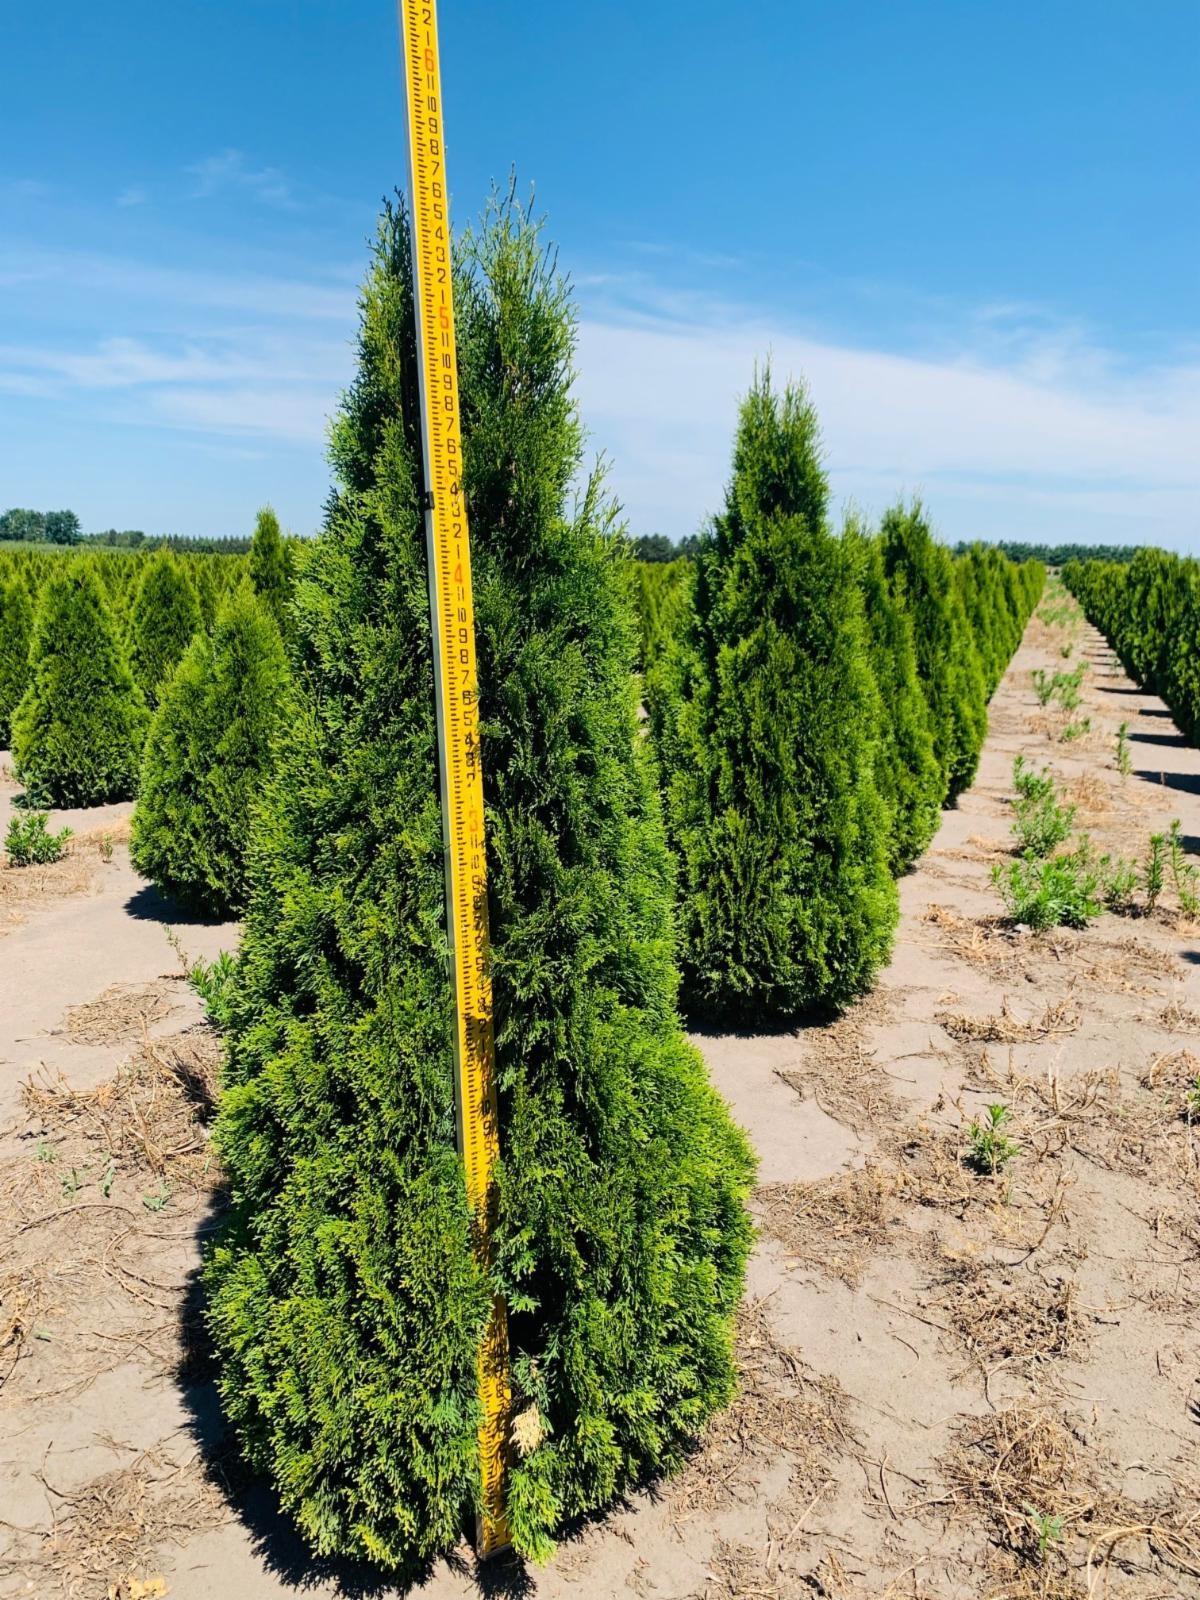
[
  {"x1": 775, "y1": 987, "x2": 901, "y2": 1134},
  {"x1": 0, "y1": 819, "x2": 130, "y2": 933},
  {"x1": 0, "y1": 1447, "x2": 226, "y2": 1599},
  {"x1": 938, "y1": 997, "x2": 1080, "y2": 1044},
  {"x1": 670, "y1": 1297, "x2": 852, "y2": 1522},
  {"x1": 757, "y1": 1165, "x2": 907, "y2": 1285},
  {"x1": 63, "y1": 981, "x2": 181, "y2": 1045}
]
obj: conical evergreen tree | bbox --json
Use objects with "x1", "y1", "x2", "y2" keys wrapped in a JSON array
[
  {"x1": 205, "y1": 196, "x2": 753, "y2": 1571},
  {"x1": 128, "y1": 550, "x2": 202, "y2": 707},
  {"x1": 131, "y1": 583, "x2": 287, "y2": 916},
  {"x1": 193, "y1": 558, "x2": 221, "y2": 629},
  {"x1": 647, "y1": 373, "x2": 897, "y2": 1023},
  {"x1": 0, "y1": 575, "x2": 33, "y2": 747},
  {"x1": 846, "y1": 519, "x2": 941, "y2": 872},
  {"x1": 12, "y1": 565, "x2": 148, "y2": 804},
  {"x1": 880, "y1": 503, "x2": 987, "y2": 802},
  {"x1": 247, "y1": 506, "x2": 292, "y2": 630}
]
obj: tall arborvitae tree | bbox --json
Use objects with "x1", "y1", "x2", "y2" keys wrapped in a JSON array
[
  {"x1": 12, "y1": 565, "x2": 148, "y2": 804},
  {"x1": 648, "y1": 373, "x2": 897, "y2": 1023},
  {"x1": 205, "y1": 196, "x2": 753, "y2": 1571},
  {"x1": 127, "y1": 550, "x2": 202, "y2": 707},
  {"x1": 247, "y1": 506, "x2": 291, "y2": 630},
  {"x1": 0, "y1": 576, "x2": 33, "y2": 747},
  {"x1": 847, "y1": 519, "x2": 942, "y2": 872},
  {"x1": 131, "y1": 584, "x2": 287, "y2": 917},
  {"x1": 880, "y1": 503, "x2": 987, "y2": 803}
]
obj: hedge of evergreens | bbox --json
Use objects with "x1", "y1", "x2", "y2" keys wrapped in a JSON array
[
  {"x1": 1064, "y1": 549, "x2": 1200, "y2": 741},
  {"x1": 203, "y1": 195, "x2": 754, "y2": 1573},
  {"x1": 131, "y1": 583, "x2": 288, "y2": 916},
  {"x1": 641, "y1": 391, "x2": 1042, "y2": 1026},
  {"x1": 11, "y1": 565, "x2": 149, "y2": 805}
]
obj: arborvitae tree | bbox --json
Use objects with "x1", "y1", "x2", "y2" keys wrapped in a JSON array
[
  {"x1": 127, "y1": 550, "x2": 202, "y2": 707},
  {"x1": 247, "y1": 505, "x2": 291, "y2": 629},
  {"x1": 193, "y1": 558, "x2": 221, "y2": 629},
  {"x1": 880, "y1": 503, "x2": 987, "y2": 802},
  {"x1": 131, "y1": 584, "x2": 287, "y2": 916},
  {"x1": 205, "y1": 196, "x2": 753, "y2": 1571},
  {"x1": 0, "y1": 576, "x2": 33, "y2": 746},
  {"x1": 12, "y1": 565, "x2": 148, "y2": 804},
  {"x1": 648, "y1": 373, "x2": 897, "y2": 1023},
  {"x1": 847, "y1": 520, "x2": 942, "y2": 872}
]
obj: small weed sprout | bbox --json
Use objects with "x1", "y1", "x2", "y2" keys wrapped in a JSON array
[
  {"x1": 992, "y1": 847, "x2": 1104, "y2": 930},
  {"x1": 966, "y1": 1104, "x2": 1019, "y2": 1174},
  {"x1": 1013, "y1": 756, "x2": 1055, "y2": 803},
  {"x1": 4, "y1": 811, "x2": 73, "y2": 867},
  {"x1": 1168, "y1": 820, "x2": 1200, "y2": 917},
  {"x1": 1103, "y1": 856, "x2": 1139, "y2": 915},
  {"x1": 1011, "y1": 778, "x2": 1075, "y2": 860},
  {"x1": 1024, "y1": 1504, "x2": 1066, "y2": 1560},
  {"x1": 1059, "y1": 715, "x2": 1091, "y2": 742},
  {"x1": 142, "y1": 1180, "x2": 172, "y2": 1213},
  {"x1": 189, "y1": 948, "x2": 238, "y2": 1030},
  {"x1": 1144, "y1": 833, "x2": 1166, "y2": 912},
  {"x1": 1031, "y1": 668, "x2": 1055, "y2": 707},
  {"x1": 1115, "y1": 721, "x2": 1132, "y2": 777},
  {"x1": 99, "y1": 830, "x2": 115, "y2": 863}
]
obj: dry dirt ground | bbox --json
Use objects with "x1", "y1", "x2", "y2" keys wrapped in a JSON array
[{"x1": 4, "y1": 589, "x2": 1200, "y2": 1599}]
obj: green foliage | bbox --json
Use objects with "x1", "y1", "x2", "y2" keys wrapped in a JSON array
[
  {"x1": 991, "y1": 847, "x2": 1104, "y2": 930},
  {"x1": 880, "y1": 503, "x2": 988, "y2": 802},
  {"x1": 4, "y1": 810, "x2": 72, "y2": 866},
  {"x1": 1115, "y1": 721, "x2": 1132, "y2": 777},
  {"x1": 648, "y1": 371, "x2": 898, "y2": 1022},
  {"x1": 12, "y1": 565, "x2": 148, "y2": 805},
  {"x1": 247, "y1": 505, "x2": 292, "y2": 630},
  {"x1": 627, "y1": 557, "x2": 689, "y2": 674},
  {"x1": 205, "y1": 194, "x2": 753, "y2": 1572},
  {"x1": 0, "y1": 575, "x2": 33, "y2": 745},
  {"x1": 848, "y1": 518, "x2": 941, "y2": 872},
  {"x1": 127, "y1": 550, "x2": 202, "y2": 707},
  {"x1": 1143, "y1": 832, "x2": 1166, "y2": 912},
  {"x1": 965, "y1": 1103, "x2": 1019, "y2": 1174},
  {"x1": 132, "y1": 584, "x2": 288, "y2": 916},
  {"x1": 1010, "y1": 762, "x2": 1075, "y2": 858}
]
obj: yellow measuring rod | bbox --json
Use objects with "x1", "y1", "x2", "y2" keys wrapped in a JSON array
[{"x1": 397, "y1": 0, "x2": 511, "y2": 1558}]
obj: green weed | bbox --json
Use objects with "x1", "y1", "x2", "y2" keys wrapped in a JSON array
[
  {"x1": 4, "y1": 810, "x2": 72, "y2": 867},
  {"x1": 966, "y1": 1104, "x2": 1019, "y2": 1174},
  {"x1": 1115, "y1": 721, "x2": 1132, "y2": 777}
]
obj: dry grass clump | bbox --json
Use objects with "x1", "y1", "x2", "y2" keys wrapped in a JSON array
[
  {"x1": 757, "y1": 1165, "x2": 907, "y2": 1286},
  {"x1": 0, "y1": 1448, "x2": 227, "y2": 1599},
  {"x1": 63, "y1": 981, "x2": 181, "y2": 1045},
  {"x1": 938, "y1": 998, "x2": 1079, "y2": 1045},
  {"x1": 0, "y1": 1031, "x2": 222, "y2": 1401},
  {"x1": 940, "y1": 1404, "x2": 1200, "y2": 1596},
  {"x1": 22, "y1": 1029, "x2": 220, "y2": 1181},
  {"x1": 775, "y1": 987, "x2": 900, "y2": 1134},
  {"x1": 1157, "y1": 996, "x2": 1200, "y2": 1034},
  {"x1": 934, "y1": 1262, "x2": 1085, "y2": 1370},
  {"x1": 0, "y1": 818, "x2": 130, "y2": 932},
  {"x1": 671, "y1": 1297, "x2": 852, "y2": 1521}
]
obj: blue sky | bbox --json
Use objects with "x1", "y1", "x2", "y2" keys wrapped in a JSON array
[{"x1": 2, "y1": 0, "x2": 1197, "y2": 548}]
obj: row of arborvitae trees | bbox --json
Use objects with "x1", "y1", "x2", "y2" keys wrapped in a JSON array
[
  {"x1": 2, "y1": 195, "x2": 1040, "y2": 1575},
  {"x1": 643, "y1": 370, "x2": 1041, "y2": 1025},
  {"x1": 1, "y1": 513, "x2": 291, "y2": 915},
  {"x1": 197, "y1": 196, "x2": 1037, "y2": 1574},
  {"x1": 203, "y1": 196, "x2": 755, "y2": 1574},
  {"x1": 1063, "y1": 549, "x2": 1200, "y2": 742}
]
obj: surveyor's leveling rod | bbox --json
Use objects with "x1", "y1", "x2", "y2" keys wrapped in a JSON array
[{"x1": 398, "y1": 0, "x2": 511, "y2": 1558}]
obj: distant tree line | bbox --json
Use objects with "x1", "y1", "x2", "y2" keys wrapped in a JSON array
[
  {"x1": 629, "y1": 531, "x2": 701, "y2": 562},
  {"x1": 1, "y1": 508, "x2": 250, "y2": 554},
  {"x1": 952, "y1": 539, "x2": 1142, "y2": 567}
]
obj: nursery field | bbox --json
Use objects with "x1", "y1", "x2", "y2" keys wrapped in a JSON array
[{"x1": 3, "y1": 581, "x2": 1200, "y2": 1598}]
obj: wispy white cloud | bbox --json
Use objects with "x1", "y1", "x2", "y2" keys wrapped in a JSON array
[
  {"x1": 187, "y1": 148, "x2": 295, "y2": 209},
  {"x1": 0, "y1": 245, "x2": 357, "y2": 323},
  {"x1": 574, "y1": 281, "x2": 1200, "y2": 547}
]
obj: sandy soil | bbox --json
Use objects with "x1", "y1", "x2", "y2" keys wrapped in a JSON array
[{"x1": 3, "y1": 592, "x2": 1200, "y2": 1599}]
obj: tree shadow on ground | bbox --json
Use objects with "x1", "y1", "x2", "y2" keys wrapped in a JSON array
[
  {"x1": 1130, "y1": 729, "x2": 1188, "y2": 748},
  {"x1": 178, "y1": 1188, "x2": 536, "y2": 1600},
  {"x1": 124, "y1": 881, "x2": 228, "y2": 927},
  {"x1": 1135, "y1": 770, "x2": 1200, "y2": 798},
  {"x1": 1098, "y1": 684, "x2": 1145, "y2": 696}
]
